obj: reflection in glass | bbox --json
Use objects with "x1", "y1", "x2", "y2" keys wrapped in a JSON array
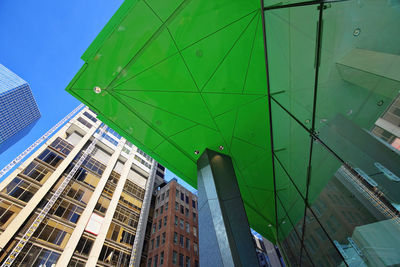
[{"x1": 265, "y1": 0, "x2": 400, "y2": 265}]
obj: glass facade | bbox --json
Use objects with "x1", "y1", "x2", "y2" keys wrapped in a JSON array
[
  {"x1": 264, "y1": 0, "x2": 400, "y2": 266},
  {"x1": 0, "y1": 64, "x2": 40, "y2": 149}
]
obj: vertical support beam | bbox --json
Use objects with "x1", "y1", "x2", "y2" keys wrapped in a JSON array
[
  {"x1": 85, "y1": 149, "x2": 135, "y2": 266},
  {"x1": 129, "y1": 160, "x2": 157, "y2": 267},
  {"x1": 56, "y1": 138, "x2": 126, "y2": 266},
  {"x1": 260, "y1": 0, "x2": 279, "y2": 243},
  {"x1": 197, "y1": 149, "x2": 259, "y2": 267}
]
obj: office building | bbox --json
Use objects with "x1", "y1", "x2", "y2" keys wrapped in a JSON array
[
  {"x1": 147, "y1": 179, "x2": 199, "y2": 267},
  {"x1": 0, "y1": 106, "x2": 165, "y2": 266},
  {"x1": 0, "y1": 64, "x2": 41, "y2": 153}
]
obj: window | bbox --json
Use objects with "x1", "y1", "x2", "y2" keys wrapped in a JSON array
[
  {"x1": 185, "y1": 195, "x2": 189, "y2": 204},
  {"x1": 94, "y1": 196, "x2": 110, "y2": 214},
  {"x1": 180, "y1": 192, "x2": 184, "y2": 201},
  {"x1": 137, "y1": 148, "x2": 153, "y2": 162},
  {"x1": 50, "y1": 137, "x2": 74, "y2": 156},
  {"x1": 186, "y1": 256, "x2": 191, "y2": 267},
  {"x1": 52, "y1": 199, "x2": 83, "y2": 224},
  {"x1": 186, "y1": 238, "x2": 190, "y2": 250},
  {"x1": 148, "y1": 258, "x2": 152, "y2": 267},
  {"x1": 120, "y1": 230, "x2": 135, "y2": 245},
  {"x1": 160, "y1": 251, "x2": 164, "y2": 265},
  {"x1": 106, "y1": 127, "x2": 122, "y2": 139},
  {"x1": 2, "y1": 178, "x2": 39, "y2": 203},
  {"x1": 193, "y1": 212, "x2": 197, "y2": 221},
  {"x1": 0, "y1": 200, "x2": 21, "y2": 228},
  {"x1": 157, "y1": 196, "x2": 160, "y2": 204},
  {"x1": 165, "y1": 202, "x2": 168, "y2": 211},
  {"x1": 38, "y1": 149, "x2": 63, "y2": 167},
  {"x1": 162, "y1": 232, "x2": 166, "y2": 244},
  {"x1": 98, "y1": 244, "x2": 130, "y2": 266},
  {"x1": 186, "y1": 222, "x2": 190, "y2": 233},
  {"x1": 123, "y1": 180, "x2": 145, "y2": 199},
  {"x1": 113, "y1": 205, "x2": 140, "y2": 229},
  {"x1": 180, "y1": 219, "x2": 184, "y2": 229},
  {"x1": 192, "y1": 200, "x2": 196, "y2": 209},
  {"x1": 22, "y1": 161, "x2": 52, "y2": 183},
  {"x1": 75, "y1": 236, "x2": 94, "y2": 255},
  {"x1": 156, "y1": 235, "x2": 160, "y2": 248},
  {"x1": 172, "y1": 251, "x2": 177, "y2": 265},
  {"x1": 164, "y1": 216, "x2": 167, "y2": 226},
  {"x1": 185, "y1": 208, "x2": 189, "y2": 217},
  {"x1": 161, "y1": 193, "x2": 165, "y2": 201},
  {"x1": 174, "y1": 216, "x2": 178, "y2": 226},
  {"x1": 122, "y1": 146, "x2": 130, "y2": 154},
  {"x1": 180, "y1": 235, "x2": 184, "y2": 247},
  {"x1": 195, "y1": 260, "x2": 199, "y2": 267},
  {"x1": 65, "y1": 181, "x2": 93, "y2": 205},
  {"x1": 77, "y1": 117, "x2": 92, "y2": 128},
  {"x1": 153, "y1": 224, "x2": 156, "y2": 233},
  {"x1": 180, "y1": 205, "x2": 184, "y2": 214},
  {"x1": 155, "y1": 209, "x2": 158, "y2": 218},
  {"x1": 173, "y1": 232, "x2": 178, "y2": 244},
  {"x1": 193, "y1": 226, "x2": 197, "y2": 237},
  {"x1": 176, "y1": 189, "x2": 179, "y2": 198},
  {"x1": 35, "y1": 223, "x2": 69, "y2": 247},
  {"x1": 175, "y1": 202, "x2": 179, "y2": 211},
  {"x1": 158, "y1": 220, "x2": 162, "y2": 230},
  {"x1": 151, "y1": 239, "x2": 154, "y2": 250},
  {"x1": 160, "y1": 205, "x2": 164, "y2": 214},
  {"x1": 83, "y1": 111, "x2": 97, "y2": 122},
  {"x1": 179, "y1": 253, "x2": 184, "y2": 267},
  {"x1": 154, "y1": 255, "x2": 158, "y2": 267},
  {"x1": 166, "y1": 190, "x2": 169, "y2": 197},
  {"x1": 194, "y1": 243, "x2": 198, "y2": 255},
  {"x1": 13, "y1": 245, "x2": 61, "y2": 266}
]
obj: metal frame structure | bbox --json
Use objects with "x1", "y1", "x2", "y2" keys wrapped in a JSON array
[{"x1": 261, "y1": 0, "x2": 400, "y2": 266}]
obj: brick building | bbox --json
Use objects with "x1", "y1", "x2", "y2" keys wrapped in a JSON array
[{"x1": 147, "y1": 179, "x2": 199, "y2": 267}]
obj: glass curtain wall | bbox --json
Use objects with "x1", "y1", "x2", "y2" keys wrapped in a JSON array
[{"x1": 263, "y1": 0, "x2": 400, "y2": 266}]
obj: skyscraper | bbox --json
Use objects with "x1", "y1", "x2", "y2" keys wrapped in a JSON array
[
  {"x1": 147, "y1": 179, "x2": 199, "y2": 267},
  {"x1": 0, "y1": 106, "x2": 165, "y2": 266},
  {"x1": 0, "y1": 64, "x2": 41, "y2": 153}
]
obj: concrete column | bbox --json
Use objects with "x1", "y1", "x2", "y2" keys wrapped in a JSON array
[
  {"x1": 85, "y1": 149, "x2": 136, "y2": 266},
  {"x1": 197, "y1": 149, "x2": 259, "y2": 267},
  {"x1": 0, "y1": 120, "x2": 100, "y2": 252},
  {"x1": 56, "y1": 138, "x2": 126, "y2": 267}
]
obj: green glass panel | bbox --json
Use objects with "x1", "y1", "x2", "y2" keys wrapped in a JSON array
[
  {"x1": 66, "y1": 0, "x2": 274, "y2": 240},
  {"x1": 265, "y1": 5, "x2": 318, "y2": 129}
]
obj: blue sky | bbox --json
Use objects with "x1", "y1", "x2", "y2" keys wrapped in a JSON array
[{"x1": 0, "y1": 0, "x2": 195, "y2": 192}]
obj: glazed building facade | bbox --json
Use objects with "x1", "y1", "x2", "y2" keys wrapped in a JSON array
[{"x1": 0, "y1": 106, "x2": 164, "y2": 266}]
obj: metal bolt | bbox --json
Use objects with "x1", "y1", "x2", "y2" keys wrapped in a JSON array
[{"x1": 93, "y1": 86, "x2": 102, "y2": 94}]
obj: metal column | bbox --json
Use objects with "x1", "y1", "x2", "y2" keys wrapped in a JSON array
[{"x1": 197, "y1": 149, "x2": 260, "y2": 267}]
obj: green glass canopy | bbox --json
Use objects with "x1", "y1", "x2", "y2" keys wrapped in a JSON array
[{"x1": 66, "y1": 0, "x2": 276, "y2": 241}]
